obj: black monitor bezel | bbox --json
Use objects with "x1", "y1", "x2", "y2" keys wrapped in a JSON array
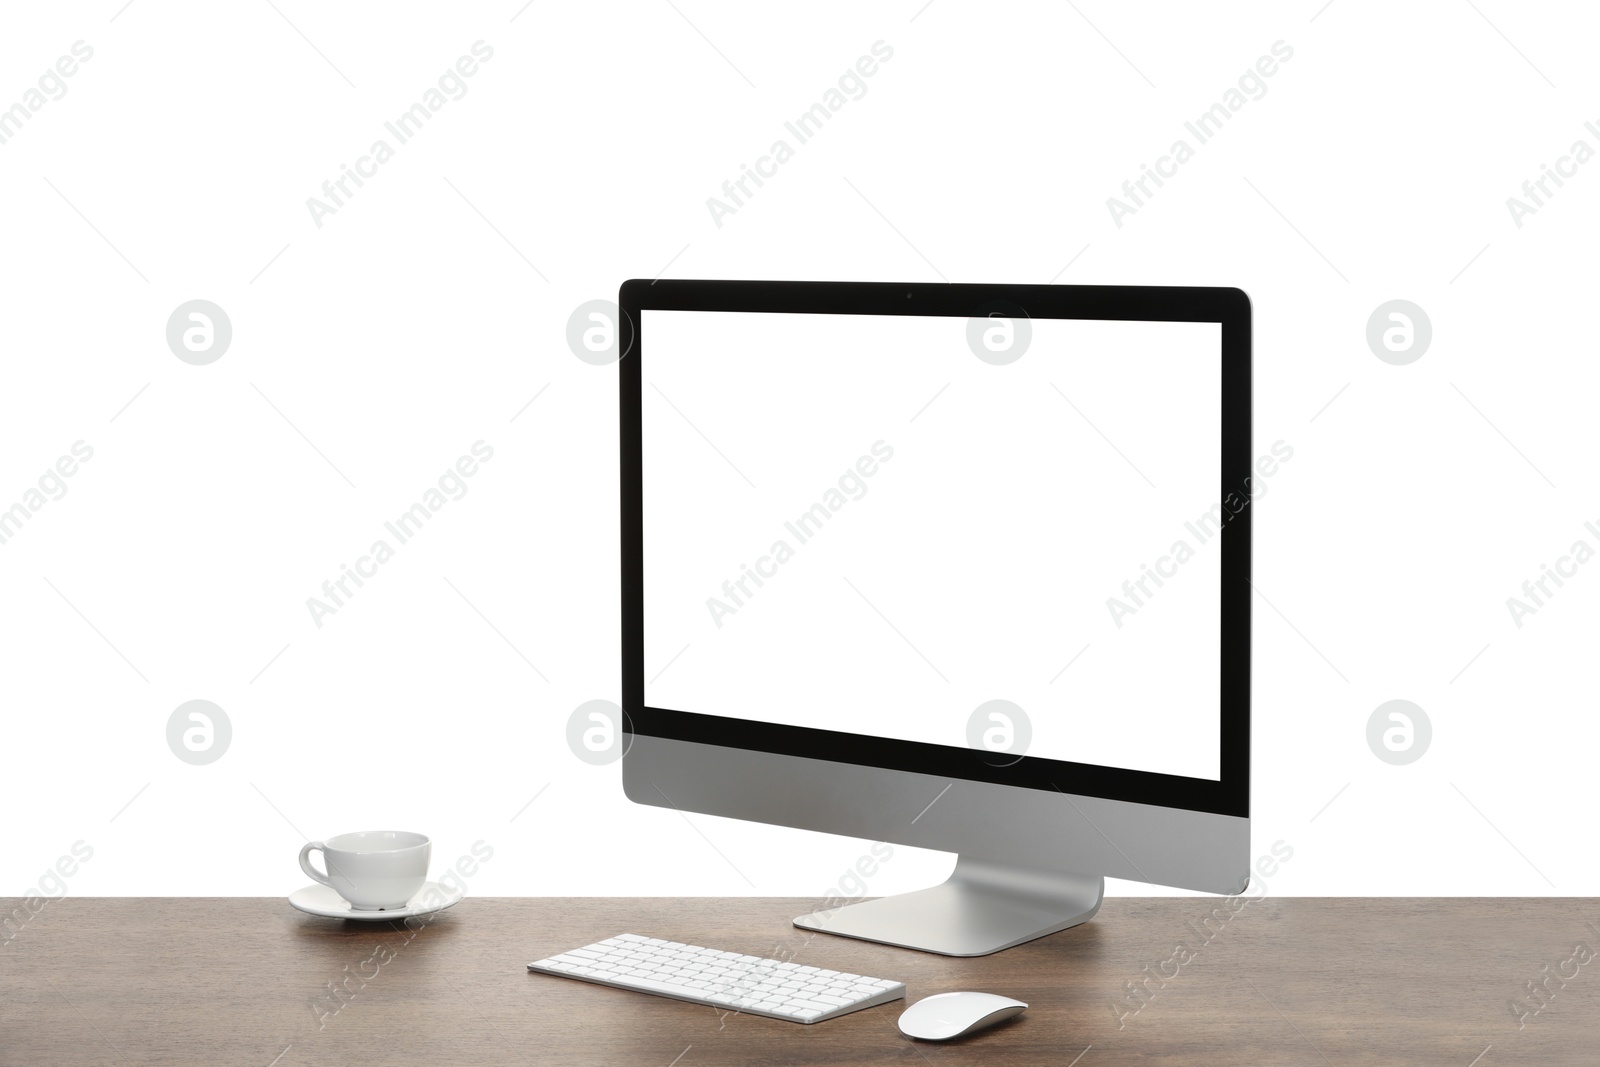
[{"x1": 620, "y1": 280, "x2": 1250, "y2": 819}]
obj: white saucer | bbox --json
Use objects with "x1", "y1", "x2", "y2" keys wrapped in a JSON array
[{"x1": 288, "y1": 881, "x2": 465, "y2": 921}]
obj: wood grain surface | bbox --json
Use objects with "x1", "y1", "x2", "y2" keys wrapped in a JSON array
[{"x1": 2, "y1": 896, "x2": 1596, "y2": 1065}]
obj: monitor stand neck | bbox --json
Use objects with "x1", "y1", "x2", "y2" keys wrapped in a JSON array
[{"x1": 793, "y1": 855, "x2": 1104, "y2": 957}]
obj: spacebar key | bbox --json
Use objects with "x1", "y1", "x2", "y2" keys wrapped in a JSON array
[{"x1": 621, "y1": 975, "x2": 723, "y2": 1002}]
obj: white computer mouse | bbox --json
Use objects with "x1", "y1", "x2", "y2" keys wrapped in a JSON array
[{"x1": 897, "y1": 991, "x2": 1028, "y2": 1041}]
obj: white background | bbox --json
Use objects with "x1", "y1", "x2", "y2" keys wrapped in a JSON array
[
  {"x1": 644, "y1": 312, "x2": 1222, "y2": 781},
  {"x1": 1, "y1": 1, "x2": 1595, "y2": 902}
]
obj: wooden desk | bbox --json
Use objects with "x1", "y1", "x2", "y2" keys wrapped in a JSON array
[{"x1": 2, "y1": 897, "x2": 1595, "y2": 1065}]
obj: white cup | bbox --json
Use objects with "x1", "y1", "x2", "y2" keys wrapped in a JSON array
[{"x1": 299, "y1": 831, "x2": 430, "y2": 911}]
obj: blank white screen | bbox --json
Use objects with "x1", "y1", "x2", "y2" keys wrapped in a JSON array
[{"x1": 642, "y1": 309, "x2": 1222, "y2": 781}]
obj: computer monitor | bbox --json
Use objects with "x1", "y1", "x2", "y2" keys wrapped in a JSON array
[{"x1": 620, "y1": 280, "x2": 1251, "y2": 957}]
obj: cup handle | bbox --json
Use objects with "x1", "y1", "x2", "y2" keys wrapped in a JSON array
[{"x1": 299, "y1": 841, "x2": 333, "y2": 888}]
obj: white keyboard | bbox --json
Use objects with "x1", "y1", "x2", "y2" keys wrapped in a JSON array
[{"x1": 527, "y1": 933, "x2": 906, "y2": 1023}]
